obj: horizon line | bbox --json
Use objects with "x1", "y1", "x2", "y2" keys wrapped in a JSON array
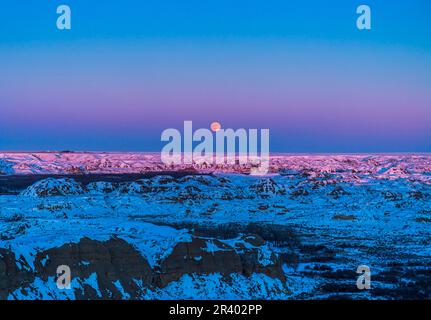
[{"x1": 1, "y1": 150, "x2": 431, "y2": 156}]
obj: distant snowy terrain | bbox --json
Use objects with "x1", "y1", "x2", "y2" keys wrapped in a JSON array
[
  {"x1": 1, "y1": 152, "x2": 431, "y2": 181},
  {"x1": 0, "y1": 153, "x2": 430, "y2": 299}
]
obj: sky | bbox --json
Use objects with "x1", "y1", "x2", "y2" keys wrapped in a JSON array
[{"x1": 0, "y1": 0, "x2": 430, "y2": 152}]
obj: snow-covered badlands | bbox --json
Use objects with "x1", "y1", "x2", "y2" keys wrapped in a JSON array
[{"x1": 0, "y1": 153, "x2": 430, "y2": 299}]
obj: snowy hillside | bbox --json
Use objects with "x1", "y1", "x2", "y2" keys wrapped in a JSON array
[
  {"x1": 1, "y1": 152, "x2": 431, "y2": 181},
  {"x1": 0, "y1": 153, "x2": 430, "y2": 299}
]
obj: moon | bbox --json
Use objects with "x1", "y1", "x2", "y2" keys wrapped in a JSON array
[{"x1": 210, "y1": 122, "x2": 221, "y2": 132}]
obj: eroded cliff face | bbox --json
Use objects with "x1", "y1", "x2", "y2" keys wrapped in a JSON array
[
  {"x1": 158, "y1": 235, "x2": 284, "y2": 287},
  {"x1": 33, "y1": 237, "x2": 155, "y2": 299},
  {"x1": 1, "y1": 234, "x2": 287, "y2": 300},
  {"x1": 0, "y1": 249, "x2": 35, "y2": 299}
]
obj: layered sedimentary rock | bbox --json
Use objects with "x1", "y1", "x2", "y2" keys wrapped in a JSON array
[{"x1": 1, "y1": 235, "x2": 286, "y2": 300}]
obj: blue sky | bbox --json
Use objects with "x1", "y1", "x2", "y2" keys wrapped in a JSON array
[{"x1": 0, "y1": 1, "x2": 430, "y2": 152}]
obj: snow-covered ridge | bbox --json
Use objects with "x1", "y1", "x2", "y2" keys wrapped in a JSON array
[
  {"x1": 0, "y1": 158, "x2": 14, "y2": 175},
  {"x1": 20, "y1": 178, "x2": 86, "y2": 197},
  {"x1": 1, "y1": 152, "x2": 431, "y2": 183}
]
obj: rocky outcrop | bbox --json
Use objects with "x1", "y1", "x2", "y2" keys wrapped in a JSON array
[
  {"x1": 159, "y1": 237, "x2": 242, "y2": 286},
  {"x1": 0, "y1": 159, "x2": 15, "y2": 175},
  {"x1": 249, "y1": 179, "x2": 286, "y2": 198},
  {"x1": 86, "y1": 181, "x2": 120, "y2": 194},
  {"x1": 328, "y1": 186, "x2": 350, "y2": 198},
  {"x1": 159, "y1": 235, "x2": 284, "y2": 286},
  {"x1": 20, "y1": 178, "x2": 86, "y2": 197},
  {"x1": 33, "y1": 237, "x2": 154, "y2": 299},
  {"x1": 1, "y1": 235, "x2": 286, "y2": 300},
  {"x1": 0, "y1": 249, "x2": 35, "y2": 299}
]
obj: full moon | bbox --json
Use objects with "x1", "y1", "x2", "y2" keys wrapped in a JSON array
[{"x1": 210, "y1": 122, "x2": 221, "y2": 132}]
